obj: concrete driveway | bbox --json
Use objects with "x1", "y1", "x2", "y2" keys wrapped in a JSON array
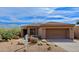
[{"x1": 48, "y1": 39, "x2": 79, "y2": 52}]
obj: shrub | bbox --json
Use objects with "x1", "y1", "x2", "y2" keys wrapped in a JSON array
[
  {"x1": 0, "y1": 35, "x2": 2, "y2": 41},
  {"x1": 30, "y1": 39, "x2": 38, "y2": 44},
  {"x1": 10, "y1": 28, "x2": 21, "y2": 39},
  {"x1": 0, "y1": 28, "x2": 21, "y2": 41},
  {"x1": 23, "y1": 49, "x2": 26, "y2": 52},
  {"x1": 0, "y1": 35, "x2": 2, "y2": 39},
  {"x1": 0, "y1": 28, "x2": 6, "y2": 34},
  {"x1": 54, "y1": 45, "x2": 58, "y2": 47},
  {"x1": 47, "y1": 46, "x2": 51, "y2": 50},
  {"x1": 2, "y1": 31, "x2": 13, "y2": 41}
]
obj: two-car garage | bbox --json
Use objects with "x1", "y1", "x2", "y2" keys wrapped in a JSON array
[{"x1": 46, "y1": 28, "x2": 70, "y2": 39}]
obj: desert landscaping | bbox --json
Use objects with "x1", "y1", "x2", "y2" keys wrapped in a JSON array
[
  {"x1": 0, "y1": 28, "x2": 67, "y2": 52},
  {"x1": 0, "y1": 38, "x2": 66, "y2": 52}
]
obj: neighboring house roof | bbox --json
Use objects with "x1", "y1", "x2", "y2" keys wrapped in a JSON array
[{"x1": 22, "y1": 22, "x2": 75, "y2": 28}]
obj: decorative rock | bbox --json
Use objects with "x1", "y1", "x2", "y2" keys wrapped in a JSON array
[
  {"x1": 30, "y1": 38, "x2": 38, "y2": 44},
  {"x1": 17, "y1": 41, "x2": 24, "y2": 45},
  {"x1": 41, "y1": 39, "x2": 47, "y2": 43},
  {"x1": 37, "y1": 41, "x2": 43, "y2": 46}
]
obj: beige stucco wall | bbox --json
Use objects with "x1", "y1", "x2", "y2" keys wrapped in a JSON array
[{"x1": 69, "y1": 28, "x2": 74, "y2": 39}]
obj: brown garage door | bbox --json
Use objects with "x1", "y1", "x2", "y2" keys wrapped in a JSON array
[{"x1": 46, "y1": 28, "x2": 69, "y2": 39}]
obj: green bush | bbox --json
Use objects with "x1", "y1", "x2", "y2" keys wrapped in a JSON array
[
  {"x1": 9, "y1": 28, "x2": 21, "y2": 39},
  {"x1": 0, "y1": 28, "x2": 21, "y2": 41},
  {"x1": 2, "y1": 31, "x2": 13, "y2": 41},
  {"x1": 0, "y1": 28, "x2": 6, "y2": 35}
]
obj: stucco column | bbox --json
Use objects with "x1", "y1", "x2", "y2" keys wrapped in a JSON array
[
  {"x1": 27, "y1": 28, "x2": 30, "y2": 35},
  {"x1": 38, "y1": 28, "x2": 46, "y2": 39},
  {"x1": 38, "y1": 28, "x2": 42, "y2": 38},
  {"x1": 42, "y1": 28, "x2": 46, "y2": 39},
  {"x1": 69, "y1": 28, "x2": 74, "y2": 40}
]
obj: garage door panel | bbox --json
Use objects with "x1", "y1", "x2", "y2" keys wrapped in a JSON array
[{"x1": 46, "y1": 29, "x2": 69, "y2": 39}]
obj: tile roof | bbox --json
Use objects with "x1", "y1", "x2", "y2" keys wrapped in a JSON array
[{"x1": 22, "y1": 22, "x2": 75, "y2": 28}]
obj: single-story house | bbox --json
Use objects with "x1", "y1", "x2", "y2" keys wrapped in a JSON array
[{"x1": 21, "y1": 22, "x2": 75, "y2": 40}]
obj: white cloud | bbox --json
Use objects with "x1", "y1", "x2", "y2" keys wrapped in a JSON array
[
  {"x1": 47, "y1": 15, "x2": 64, "y2": 18},
  {"x1": 62, "y1": 17, "x2": 79, "y2": 24},
  {"x1": 39, "y1": 7, "x2": 58, "y2": 14},
  {"x1": 64, "y1": 18, "x2": 79, "y2": 22}
]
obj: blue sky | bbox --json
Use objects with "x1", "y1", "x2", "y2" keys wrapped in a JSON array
[{"x1": 0, "y1": 7, "x2": 79, "y2": 28}]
